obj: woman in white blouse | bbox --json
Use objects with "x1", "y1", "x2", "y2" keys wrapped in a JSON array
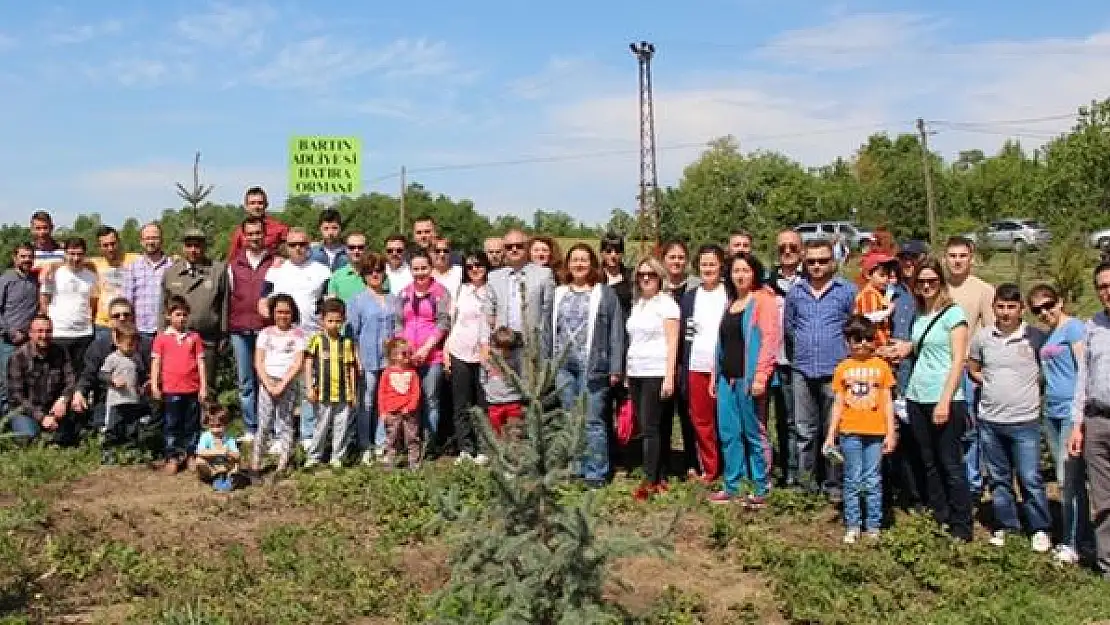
[
  {"x1": 444, "y1": 250, "x2": 492, "y2": 464},
  {"x1": 625, "y1": 256, "x2": 680, "y2": 500}
]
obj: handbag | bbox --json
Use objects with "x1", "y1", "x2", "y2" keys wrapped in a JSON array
[{"x1": 615, "y1": 396, "x2": 636, "y2": 445}]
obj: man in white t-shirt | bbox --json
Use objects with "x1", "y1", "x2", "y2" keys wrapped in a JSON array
[
  {"x1": 384, "y1": 234, "x2": 413, "y2": 295},
  {"x1": 40, "y1": 237, "x2": 98, "y2": 378},
  {"x1": 258, "y1": 227, "x2": 331, "y2": 446}
]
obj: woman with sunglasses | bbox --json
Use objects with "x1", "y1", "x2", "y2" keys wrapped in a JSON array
[
  {"x1": 626, "y1": 256, "x2": 681, "y2": 500},
  {"x1": 678, "y1": 244, "x2": 730, "y2": 484},
  {"x1": 431, "y1": 237, "x2": 463, "y2": 299},
  {"x1": 549, "y1": 243, "x2": 625, "y2": 488},
  {"x1": 1028, "y1": 283, "x2": 1092, "y2": 565},
  {"x1": 444, "y1": 251, "x2": 492, "y2": 465},
  {"x1": 904, "y1": 258, "x2": 973, "y2": 541},
  {"x1": 348, "y1": 253, "x2": 399, "y2": 465},
  {"x1": 709, "y1": 253, "x2": 780, "y2": 506},
  {"x1": 393, "y1": 249, "x2": 451, "y2": 459}
]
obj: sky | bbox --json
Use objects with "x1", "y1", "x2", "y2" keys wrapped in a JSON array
[{"x1": 2, "y1": 0, "x2": 1110, "y2": 228}]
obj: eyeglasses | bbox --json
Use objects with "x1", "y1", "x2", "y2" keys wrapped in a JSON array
[
  {"x1": 804, "y1": 257, "x2": 833, "y2": 266},
  {"x1": 1030, "y1": 299, "x2": 1058, "y2": 315},
  {"x1": 636, "y1": 271, "x2": 659, "y2": 280},
  {"x1": 777, "y1": 243, "x2": 800, "y2": 253},
  {"x1": 347, "y1": 244, "x2": 365, "y2": 250},
  {"x1": 386, "y1": 247, "x2": 405, "y2": 254},
  {"x1": 504, "y1": 242, "x2": 526, "y2": 251},
  {"x1": 110, "y1": 312, "x2": 133, "y2": 320},
  {"x1": 287, "y1": 241, "x2": 308, "y2": 248},
  {"x1": 434, "y1": 248, "x2": 450, "y2": 254}
]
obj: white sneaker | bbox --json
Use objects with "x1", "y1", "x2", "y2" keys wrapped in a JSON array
[
  {"x1": 304, "y1": 458, "x2": 320, "y2": 469},
  {"x1": 989, "y1": 530, "x2": 1006, "y2": 547},
  {"x1": 1053, "y1": 545, "x2": 1079, "y2": 565},
  {"x1": 455, "y1": 451, "x2": 474, "y2": 466},
  {"x1": 300, "y1": 440, "x2": 312, "y2": 452},
  {"x1": 375, "y1": 447, "x2": 387, "y2": 459},
  {"x1": 473, "y1": 453, "x2": 489, "y2": 466},
  {"x1": 361, "y1": 450, "x2": 375, "y2": 466},
  {"x1": 864, "y1": 529, "x2": 881, "y2": 541},
  {"x1": 843, "y1": 528, "x2": 860, "y2": 545},
  {"x1": 1031, "y1": 531, "x2": 1053, "y2": 554},
  {"x1": 329, "y1": 458, "x2": 343, "y2": 469},
  {"x1": 237, "y1": 432, "x2": 255, "y2": 444}
]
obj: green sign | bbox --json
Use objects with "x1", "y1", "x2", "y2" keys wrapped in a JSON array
[{"x1": 288, "y1": 136, "x2": 361, "y2": 196}]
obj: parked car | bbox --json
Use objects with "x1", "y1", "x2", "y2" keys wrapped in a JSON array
[
  {"x1": 1090, "y1": 227, "x2": 1110, "y2": 250},
  {"x1": 794, "y1": 222, "x2": 874, "y2": 249},
  {"x1": 964, "y1": 219, "x2": 1051, "y2": 252}
]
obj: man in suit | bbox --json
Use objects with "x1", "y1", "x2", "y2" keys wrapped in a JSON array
[{"x1": 481, "y1": 229, "x2": 554, "y2": 356}]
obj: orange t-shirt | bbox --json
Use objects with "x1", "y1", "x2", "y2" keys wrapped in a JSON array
[
  {"x1": 831, "y1": 356, "x2": 895, "y2": 436},
  {"x1": 853, "y1": 284, "x2": 891, "y2": 346}
]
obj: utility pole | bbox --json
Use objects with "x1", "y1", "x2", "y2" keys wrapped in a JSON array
[
  {"x1": 916, "y1": 118, "x2": 939, "y2": 248},
  {"x1": 399, "y1": 165, "x2": 407, "y2": 232},
  {"x1": 630, "y1": 41, "x2": 660, "y2": 255}
]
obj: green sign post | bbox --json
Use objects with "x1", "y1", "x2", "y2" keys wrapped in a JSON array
[{"x1": 288, "y1": 136, "x2": 361, "y2": 195}]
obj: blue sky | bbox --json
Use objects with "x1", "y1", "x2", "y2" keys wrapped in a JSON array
[{"x1": 2, "y1": 0, "x2": 1109, "y2": 228}]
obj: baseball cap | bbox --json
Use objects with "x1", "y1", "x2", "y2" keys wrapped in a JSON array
[
  {"x1": 860, "y1": 252, "x2": 896, "y2": 275},
  {"x1": 181, "y1": 228, "x2": 207, "y2": 243},
  {"x1": 897, "y1": 240, "x2": 929, "y2": 257}
]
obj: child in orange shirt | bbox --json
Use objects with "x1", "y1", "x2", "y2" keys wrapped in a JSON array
[
  {"x1": 854, "y1": 253, "x2": 898, "y2": 346},
  {"x1": 377, "y1": 338, "x2": 422, "y2": 469},
  {"x1": 824, "y1": 315, "x2": 897, "y2": 544}
]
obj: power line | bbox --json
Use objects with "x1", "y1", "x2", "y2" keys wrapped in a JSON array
[{"x1": 927, "y1": 113, "x2": 1077, "y2": 126}]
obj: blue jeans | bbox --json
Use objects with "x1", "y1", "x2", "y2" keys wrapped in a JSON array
[
  {"x1": 792, "y1": 373, "x2": 840, "y2": 495},
  {"x1": 717, "y1": 377, "x2": 769, "y2": 497},
  {"x1": 358, "y1": 369, "x2": 386, "y2": 451},
  {"x1": 557, "y1": 365, "x2": 611, "y2": 483},
  {"x1": 300, "y1": 398, "x2": 315, "y2": 442},
  {"x1": 419, "y1": 363, "x2": 443, "y2": 436},
  {"x1": 230, "y1": 331, "x2": 259, "y2": 434},
  {"x1": 4, "y1": 408, "x2": 80, "y2": 445},
  {"x1": 163, "y1": 393, "x2": 200, "y2": 458},
  {"x1": 0, "y1": 340, "x2": 15, "y2": 415},
  {"x1": 961, "y1": 371, "x2": 983, "y2": 494},
  {"x1": 841, "y1": 434, "x2": 883, "y2": 531},
  {"x1": 980, "y1": 420, "x2": 1051, "y2": 533},
  {"x1": 1045, "y1": 417, "x2": 1093, "y2": 550}
]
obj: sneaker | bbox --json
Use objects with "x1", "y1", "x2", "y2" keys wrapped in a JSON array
[
  {"x1": 304, "y1": 458, "x2": 320, "y2": 469},
  {"x1": 375, "y1": 447, "x2": 387, "y2": 459},
  {"x1": 454, "y1": 451, "x2": 474, "y2": 466},
  {"x1": 267, "y1": 441, "x2": 282, "y2": 456},
  {"x1": 160, "y1": 458, "x2": 181, "y2": 476},
  {"x1": 1053, "y1": 545, "x2": 1080, "y2": 565},
  {"x1": 361, "y1": 450, "x2": 375, "y2": 466},
  {"x1": 329, "y1": 458, "x2": 343, "y2": 469},
  {"x1": 237, "y1": 432, "x2": 255, "y2": 444},
  {"x1": 843, "y1": 528, "x2": 861, "y2": 545},
  {"x1": 212, "y1": 476, "x2": 234, "y2": 492},
  {"x1": 1031, "y1": 531, "x2": 1053, "y2": 554},
  {"x1": 300, "y1": 440, "x2": 312, "y2": 452},
  {"x1": 654, "y1": 480, "x2": 670, "y2": 494},
  {"x1": 633, "y1": 483, "x2": 653, "y2": 502},
  {"x1": 708, "y1": 491, "x2": 734, "y2": 504},
  {"x1": 989, "y1": 530, "x2": 1006, "y2": 547},
  {"x1": 743, "y1": 495, "x2": 767, "y2": 510},
  {"x1": 473, "y1": 453, "x2": 489, "y2": 466},
  {"x1": 864, "y1": 529, "x2": 882, "y2": 541},
  {"x1": 100, "y1": 450, "x2": 117, "y2": 466}
]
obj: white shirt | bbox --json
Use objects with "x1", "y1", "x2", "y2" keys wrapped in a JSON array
[
  {"x1": 433, "y1": 265, "x2": 463, "y2": 299},
  {"x1": 263, "y1": 260, "x2": 332, "y2": 332},
  {"x1": 257, "y1": 325, "x2": 308, "y2": 378},
  {"x1": 688, "y1": 285, "x2": 728, "y2": 373},
  {"x1": 626, "y1": 294, "x2": 680, "y2": 378},
  {"x1": 43, "y1": 265, "x2": 97, "y2": 338},
  {"x1": 387, "y1": 264, "x2": 413, "y2": 295}
]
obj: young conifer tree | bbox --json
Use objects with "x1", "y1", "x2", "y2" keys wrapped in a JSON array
[{"x1": 434, "y1": 324, "x2": 666, "y2": 624}]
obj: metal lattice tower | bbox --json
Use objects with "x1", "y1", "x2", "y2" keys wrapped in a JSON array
[{"x1": 630, "y1": 41, "x2": 659, "y2": 253}]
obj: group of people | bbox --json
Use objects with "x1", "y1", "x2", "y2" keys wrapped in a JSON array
[{"x1": 2, "y1": 190, "x2": 1110, "y2": 579}]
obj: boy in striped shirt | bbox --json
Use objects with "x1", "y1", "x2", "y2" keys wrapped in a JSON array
[{"x1": 304, "y1": 298, "x2": 358, "y2": 468}]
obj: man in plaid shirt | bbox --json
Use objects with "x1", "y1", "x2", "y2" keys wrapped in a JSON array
[
  {"x1": 122, "y1": 223, "x2": 173, "y2": 338},
  {"x1": 5, "y1": 315, "x2": 81, "y2": 445}
]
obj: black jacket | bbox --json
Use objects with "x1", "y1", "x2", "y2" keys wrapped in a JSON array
[{"x1": 77, "y1": 333, "x2": 153, "y2": 402}]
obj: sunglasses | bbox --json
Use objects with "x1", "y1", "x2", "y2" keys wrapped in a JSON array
[
  {"x1": 848, "y1": 336, "x2": 873, "y2": 344},
  {"x1": 434, "y1": 248, "x2": 450, "y2": 254},
  {"x1": 1030, "y1": 299, "x2": 1058, "y2": 315},
  {"x1": 365, "y1": 266, "x2": 385, "y2": 275},
  {"x1": 504, "y1": 242, "x2": 526, "y2": 251},
  {"x1": 347, "y1": 244, "x2": 366, "y2": 250},
  {"x1": 110, "y1": 312, "x2": 133, "y2": 320},
  {"x1": 778, "y1": 243, "x2": 800, "y2": 253},
  {"x1": 386, "y1": 247, "x2": 405, "y2": 254},
  {"x1": 636, "y1": 271, "x2": 659, "y2": 280},
  {"x1": 287, "y1": 241, "x2": 308, "y2": 248},
  {"x1": 804, "y1": 257, "x2": 833, "y2": 266}
]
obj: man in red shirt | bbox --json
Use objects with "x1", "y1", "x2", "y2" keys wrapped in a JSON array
[{"x1": 227, "y1": 186, "x2": 289, "y2": 260}]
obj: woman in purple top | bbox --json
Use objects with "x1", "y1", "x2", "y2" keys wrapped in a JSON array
[{"x1": 393, "y1": 249, "x2": 451, "y2": 457}]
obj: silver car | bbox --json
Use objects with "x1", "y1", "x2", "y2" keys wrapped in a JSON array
[
  {"x1": 1090, "y1": 228, "x2": 1110, "y2": 250},
  {"x1": 966, "y1": 219, "x2": 1051, "y2": 252},
  {"x1": 794, "y1": 222, "x2": 874, "y2": 249}
]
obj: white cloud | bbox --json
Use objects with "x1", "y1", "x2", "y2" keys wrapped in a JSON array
[
  {"x1": 250, "y1": 37, "x2": 456, "y2": 89},
  {"x1": 757, "y1": 12, "x2": 939, "y2": 70},
  {"x1": 176, "y1": 3, "x2": 271, "y2": 53},
  {"x1": 48, "y1": 19, "x2": 123, "y2": 45}
]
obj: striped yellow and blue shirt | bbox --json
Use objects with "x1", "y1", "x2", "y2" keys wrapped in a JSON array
[{"x1": 306, "y1": 333, "x2": 357, "y2": 404}]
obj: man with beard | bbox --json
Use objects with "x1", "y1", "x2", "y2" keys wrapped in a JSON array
[{"x1": 0, "y1": 244, "x2": 40, "y2": 415}]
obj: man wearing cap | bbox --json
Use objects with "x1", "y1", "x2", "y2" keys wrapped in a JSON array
[{"x1": 162, "y1": 228, "x2": 229, "y2": 392}]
